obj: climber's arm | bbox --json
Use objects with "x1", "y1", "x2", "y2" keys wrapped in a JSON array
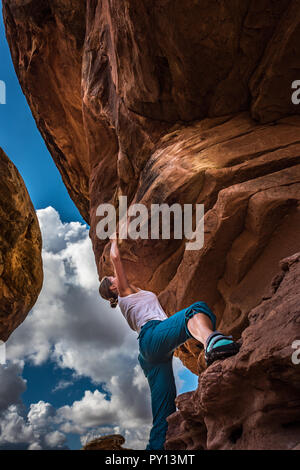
[{"x1": 110, "y1": 237, "x2": 132, "y2": 297}]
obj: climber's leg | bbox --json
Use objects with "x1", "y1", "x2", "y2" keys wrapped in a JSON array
[
  {"x1": 138, "y1": 301, "x2": 239, "y2": 366},
  {"x1": 186, "y1": 312, "x2": 214, "y2": 344},
  {"x1": 138, "y1": 353, "x2": 176, "y2": 450},
  {"x1": 138, "y1": 301, "x2": 217, "y2": 362}
]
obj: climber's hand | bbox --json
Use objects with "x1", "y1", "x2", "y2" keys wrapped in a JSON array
[
  {"x1": 109, "y1": 231, "x2": 131, "y2": 296},
  {"x1": 110, "y1": 235, "x2": 120, "y2": 261}
]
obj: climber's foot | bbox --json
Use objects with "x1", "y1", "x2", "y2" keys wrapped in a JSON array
[{"x1": 205, "y1": 331, "x2": 240, "y2": 367}]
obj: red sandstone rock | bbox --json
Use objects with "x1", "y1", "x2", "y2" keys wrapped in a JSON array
[
  {"x1": 82, "y1": 434, "x2": 131, "y2": 450},
  {"x1": 0, "y1": 148, "x2": 43, "y2": 341},
  {"x1": 165, "y1": 253, "x2": 300, "y2": 450}
]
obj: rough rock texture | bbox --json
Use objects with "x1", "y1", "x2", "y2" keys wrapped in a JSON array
[
  {"x1": 0, "y1": 148, "x2": 43, "y2": 341},
  {"x1": 82, "y1": 434, "x2": 131, "y2": 450},
  {"x1": 3, "y1": 0, "x2": 300, "y2": 449},
  {"x1": 165, "y1": 253, "x2": 300, "y2": 450}
]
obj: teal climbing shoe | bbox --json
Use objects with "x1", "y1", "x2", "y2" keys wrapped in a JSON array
[{"x1": 205, "y1": 331, "x2": 240, "y2": 366}]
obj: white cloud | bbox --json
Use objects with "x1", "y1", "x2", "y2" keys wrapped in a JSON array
[
  {"x1": 28, "y1": 401, "x2": 56, "y2": 432},
  {"x1": 4, "y1": 207, "x2": 151, "y2": 448},
  {"x1": 0, "y1": 365, "x2": 67, "y2": 450},
  {"x1": 56, "y1": 366, "x2": 152, "y2": 449},
  {"x1": 0, "y1": 363, "x2": 26, "y2": 413},
  {"x1": 132, "y1": 364, "x2": 148, "y2": 392},
  {"x1": 2, "y1": 206, "x2": 197, "y2": 450},
  {"x1": 0, "y1": 406, "x2": 33, "y2": 444},
  {"x1": 7, "y1": 206, "x2": 137, "y2": 381},
  {"x1": 28, "y1": 442, "x2": 43, "y2": 450},
  {"x1": 0, "y1": 401, "x2": 67, "y2": 450},
  {"x1": 37, "y1": 206, "x2": 87, "y2": 254},
  {"x1": 52, "y1": 380, "x2": 73, "y2": 393},
  {"x1": 44, "y1": 430, "x2": 66, "y2": 448}
]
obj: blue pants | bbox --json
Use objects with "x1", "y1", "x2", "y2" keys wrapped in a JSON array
[{"x1": 137, "y1": 301, "x2": 216, "y2": 450}]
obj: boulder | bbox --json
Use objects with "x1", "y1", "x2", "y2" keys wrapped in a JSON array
[{"x1": 0, "y1": 148, "x2": 43, "y2": 341}]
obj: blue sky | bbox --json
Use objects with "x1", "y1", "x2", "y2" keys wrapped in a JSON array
[
  {"x1": 0, "y1": 7, "x2": 87, "y2": 449},
  {"x1": 0, "y1": 5, "x2": 84, "y2": 224},
  {"x1": 0, "y1": 4, "x2": 198, "y2": 451}
]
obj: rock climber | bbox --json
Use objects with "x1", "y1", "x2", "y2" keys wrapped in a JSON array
[{"x1": 99, "y1": 235, "x2": 239, "y2": 450}]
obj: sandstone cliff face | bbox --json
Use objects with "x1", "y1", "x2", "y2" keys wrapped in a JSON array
[
  {"x1": 0, "y1": 148, "x2": 43, "y2": 341},
  {"x1": 165, "y1": 253, "x2": 300, "y2": 450},
  {"x1": 3, "y1": 0, "x2": 300, "y2": 449}
]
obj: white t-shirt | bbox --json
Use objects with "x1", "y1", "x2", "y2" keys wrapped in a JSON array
[{"x1": 118, "y1": 289, "x2": 168, "y2": 333}]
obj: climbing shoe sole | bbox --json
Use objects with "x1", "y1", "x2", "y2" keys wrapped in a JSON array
[{"x1": 205, "y1": 342, "x2": 240, "y2": 367}]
